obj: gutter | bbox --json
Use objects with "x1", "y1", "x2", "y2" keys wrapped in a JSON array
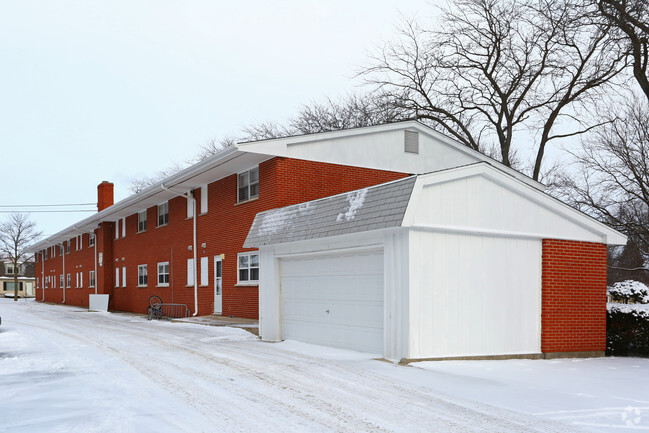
[{"x1": 161, "y1": 184, "x2": 199, "y2": 316}]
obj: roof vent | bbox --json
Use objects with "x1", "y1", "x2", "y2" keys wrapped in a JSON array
[{"x1": 404, "y1": 130, "x2": 419, "y2": 154}]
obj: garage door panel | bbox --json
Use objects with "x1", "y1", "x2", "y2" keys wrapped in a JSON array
[{"x1": 280, "y1": 251, "x2": 384, "y2": 354}]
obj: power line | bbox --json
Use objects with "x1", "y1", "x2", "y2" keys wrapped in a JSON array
[{"x1": 0, "y1": 203, "x2": 95, "y2": 208}]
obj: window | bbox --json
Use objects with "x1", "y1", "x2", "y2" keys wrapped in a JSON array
[
  {"x1": 52, "y1": 275, "x2": 56, "y2": 288},
  {"x1": 45, "y1": 276, "x2": 49, "y2": 289},
  {"x1": 44, "y1": 249, "x2": 48, "y2": 260},
  {"x1": 80, "y1": 272, "x2": 83, "y2": 288},
  {"x1": 89, "y1": 271, "x2": 95, "y2": 288},
  {"x1": 60, "y1": 245, "x2": 65, "y2": 255},
  {"x1": 60, "y1": 274, "x2": 63, "y2": 288},
  {"x1": 138, "y1": 265, "x2": 147, "y2": 286},
  {"x1": 237, "y1": 252, "x2": 259, "y2": 283},
  {"x1": 66, "y1": 240, "x2": 70, "y2": 254},
  {"x1": 115, "y1": 221, "x2": 120, "y2": 239},
  {"x1": 138, "y1": 211, "x2": 147, "y2": 232},
  {"x1": 89, "y1": 233, "x2": 95, "y2": 247},
  {"x1": 158, "y1": 202, "x2": 169, "y2": 226},
  {"x1": 187, "y1": 258, "x2": 194, "y2": 286},
  {"x1": 122, "y1": 267, "x2": 126, "y2": 287},
  {"x1": 77, "y1": 235, "x2": 82, "y2": 251},
  {"x1": 51, "y1": 245, "x2": 56, "y2": 258},
  {"x1": 121, "y1": 217, "x2": 126, "y2": 238},
  {"x1": 75, "y1": 272, "x2": 79, "y2": 288},
  {"x1": 115, "y1": 268, "x2": 120, "y2": 288},
  {"x1": 238, "y1": 167, "x2": 259, "y2": 202},
  {"x1": 157, "y1": 262, "x2": 170, "y2": 286},
  {"x1": 200, "y1": 256, "x2": 208, "y2": 286},
  {"x1": 67, "y1": 274, "x2": 71, "y2": 288},
  {"x1": 36, "y1": 277, "x2": 39, "y2": 289},
  {"x1": 5, "y1": 264, "x2": 16, "y2": 275}
]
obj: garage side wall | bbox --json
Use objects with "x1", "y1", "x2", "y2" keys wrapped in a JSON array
[
  {"x1": 408, "y1": 230, "x2": 542, "y2": 359},
  {"x1": 541, "y1": 239, "x2": 608, "y2": 354}
]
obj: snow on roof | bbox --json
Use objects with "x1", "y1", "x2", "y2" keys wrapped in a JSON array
[{"x1": 244, "y1": 176, "x2": 416, "y2": 247}]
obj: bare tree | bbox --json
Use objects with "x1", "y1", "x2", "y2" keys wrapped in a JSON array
[
  {"x1": 361, "y1": 0, "x2": 627, "y2": 180},
  {"x1": 560, "y1": 98, "x2": 649, "y2": 256},
  {"x1": 0, "y1": 213, "x2": 42, "y2": 301},
  {"x1": 598, "y1": 0, "x2": 649, "y2": 100},
  {"x1": 129, "y1": 93, "x2": 406, "y2": 193}
]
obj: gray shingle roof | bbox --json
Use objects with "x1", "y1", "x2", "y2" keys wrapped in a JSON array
[{"x1": 244, "y1": 176, "x2": 416, "y2": 247}]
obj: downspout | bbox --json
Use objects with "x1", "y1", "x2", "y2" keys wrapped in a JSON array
[
  {"x1": 161, "y1": 184, "x2": 199, "y2": 316},
  {"x1": 94, "y1": 233, "x2": 97, "y2": 295},
  {"x1": 38, "y1": 251, "x2": 45, "y2": 302}
]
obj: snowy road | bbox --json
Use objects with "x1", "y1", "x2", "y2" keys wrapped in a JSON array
[{"x1": 0, "y1": 299, "x2": 638, "y2": 432}]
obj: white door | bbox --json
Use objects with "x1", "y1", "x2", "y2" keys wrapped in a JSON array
[
  {"x1": 280, "y1": 250, "x2": 384, "y2": 354},
  {"x1": 214, "y1": 256, "x2": 222, "y2": 314}
]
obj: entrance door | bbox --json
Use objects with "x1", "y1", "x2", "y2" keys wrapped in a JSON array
[{"x1": 214, "y1": 256, "x2": 222, "y2": 314}]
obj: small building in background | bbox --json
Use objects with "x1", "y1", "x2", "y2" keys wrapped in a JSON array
[{"x1": 1, "y1": 261, "x2": 36, "y2": 298}]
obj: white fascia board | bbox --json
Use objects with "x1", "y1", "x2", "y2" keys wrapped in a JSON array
[
  {"x1": 236, "y1": 120, "x2": 544, "y2": 191},
  {"x1": 26, "y1": 147, "x2": 272, "y2": 253},
  {"x1": 402, "y1": 163, "x2": 627, "y2": 246}
]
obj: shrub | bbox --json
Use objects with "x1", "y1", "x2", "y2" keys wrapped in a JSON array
[
  {"x1": 607, "y1": 280, "x2": 649, "y2": 304},
  {"x1": 607, "y1": 304, "x2": 649, "y2": 356}
]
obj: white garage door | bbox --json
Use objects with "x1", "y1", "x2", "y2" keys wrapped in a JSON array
[{"x1": 280, "y1": 250, "x2": 384, "y2": 354}]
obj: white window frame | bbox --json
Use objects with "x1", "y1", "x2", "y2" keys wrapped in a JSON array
[
  {"x1": 115, "y1": 221, "x2": 120, "y2": 239},
  {"x1": 52, "y1": 274, "x2": 56, "y2": 288},
  {"x1": 187, "y1": 194, "x2": 194, "y2": 219},
  {"x1": 89, "y1": 233, "x2": 95, "y2": 247},
  {"x1": 36, "y1": 277, "x2": 39, "y2": 289},
  {"x1": 89, "y1": 270, "x2": 95, "y2": 288},
  {"x1": 121, "y1": 217, "x2": 126, "y2": 238},
  {"x1": 60, "y1": 274, "x2": 64, "y2": 288},
  {"x1": 66, "y1": 240, "x2": 70, "y2": 254},
  {"x1": 115, "y1": 267, "x2": 120, "y2": 288},
  {"x1": 237, "y1": 167, "x2": 259, "y2": 203},
  {"x1": 67, "y1": 273, "x2": 71, "y2": 288},
  {"x1": 237, "y1": 251, "x2": 259, "y2": 284},
  {"x1": 138, "y1": 264, "x2": 147, "y2": 287},
  {"x1": 80, "y1": 272, "x2": 83, "y2": 288},
  {"x1": 158, "y1": 202, "x2": 169, "y2": 227},
  {"x1": 45, "y1": 276, "x2": 49, "y2": 289},
  {"x1": 51, "y1": 245, "x2": 56, "y2": 258},
  {"x1": 138, "y1": 211, "x2": 147, "y2": 232},
  {"x1": 157, "y1": 262, "x2": 170, "y2": 287},
  {"x1": 122, "y1": 266, "x2": 126, "y2": 288},
  {"x1": 187, "y1": 258, "x2": 194, "y2": 286},
  {"x1": 77, "y1": 235, "x2": 82, "y2": 251},
  {"x1": 76, "y1": 272, "x2": 79, "y2": 288}
]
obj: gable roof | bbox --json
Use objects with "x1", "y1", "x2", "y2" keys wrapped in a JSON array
[
  {"x1": 245, "y1": 162, "x2": 627, "y2": 248},
  {"x1": 244, "y1": 176, "x2": 416, "y2": 248}
]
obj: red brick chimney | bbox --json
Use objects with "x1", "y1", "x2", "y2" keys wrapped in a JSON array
[{"x1": 97, "y1": 181, "x2": 114, "y2": 212}]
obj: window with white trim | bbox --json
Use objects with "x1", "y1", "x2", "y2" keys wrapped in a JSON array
[
  {"x1": 89, "y1": 271, "x2": 95, "y2": 288},
  {"x1": 59, "y1": 245, "x2": 64, "y2": 255},
  {"x1": 76, "y1": 272, "x2": 79, "y2": 288},
  {"x1": 138, "y1": 265, "x2": 147, "y2": 286},
  {"x1": 80, "y1": 272, "x2": 83, "y2": 288},
  {"x1": 158, "y1": 202, "x2": 169, "y2": 226},
  {"x1": 238, "y1": 167, "x2": 259, "y2": 202},
  {"x1": 89, "y1": 233, "x2": 95, "y2": 247},
  {"x1": 187, "y1": 258, "x2": 194, "y2": 286},
  {"x1": 43, "y1": 249, "x2": 48, "y2": 260},
  {"x1": 115, "y1": 267, "x2": 120, "y2": 288},
  {"x1": 45, "y1": 276, "x2": 49, "y2": 289},
  {"x1": 157, "y1": 262, "x2": 169, "y2": 286},
  {"x1": 122, "y1": 267, "x2": 126, "y2": 287},
  {"x1": 52, "y1": 275, "x2": 56, "y2": 288},
  {"x1": 67, "y1": 274, "x2": 71, "y2": 288},
  {"x1": 5, "y1": 264, "x2": 16, "y2": 275},
  {"x1": 36, "y1": 277, "x2": 39, "y2": 289},
  {"x1": 187, "y1": 193, "x2": 194, "y2": 219},
  {"x1": 121, "y1": 217, "x2": 126, "y2": 238},
  {"x1": 138, "y1": 211, "x2": 147, "y2": 232},
  {"x1": 60, "y1": 274, "x2": 64, "y2": 288},
  {"x1": 237, "y1": 252, "x2": 259, "y2": 283},
  {"x1": 51, "y1": 245, "x2": 56, "y2": 258},
  {"x1": 66, "y1": 240, "x2": 70, "y2": 254},
  {"x1": 115, "y1": 221, "x2": 120, "y2": 239},
  {"x1": 77, "y1": 235, "x2": 82, "y2": 251}
]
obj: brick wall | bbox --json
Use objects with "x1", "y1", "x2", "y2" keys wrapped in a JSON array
[
  {"x1": 541, "y1": 239, "x2": 608, "y2": 353},
  {"x1": 37, "y1": 156, "x2": 407, "y2": 318}
]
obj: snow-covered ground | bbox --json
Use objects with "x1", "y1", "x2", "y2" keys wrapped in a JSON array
[{"x1": 1, "y1": 299, "x2": 647, "y2": 432}]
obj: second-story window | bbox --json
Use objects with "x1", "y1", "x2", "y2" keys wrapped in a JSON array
[
  {"x1": 89, "y1": 233, "x2": 95, "y2": 247},
  {"x1": 138, "y1": 211, "x2": 147, "y2": 232},
  {"x1": 158, "y1": 202, "x2": 169, "y2": 227},
  {"x1": 238, "y1": 167, "x2": 259, "y2": 203}
]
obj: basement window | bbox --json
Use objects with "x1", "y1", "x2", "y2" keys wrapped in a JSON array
[
  {"x1": 238, "y1": 167, "x2": 259, "y2": 203},
  {"x1": 237, "y1": 252, "x2": 259, "y2": 284}
]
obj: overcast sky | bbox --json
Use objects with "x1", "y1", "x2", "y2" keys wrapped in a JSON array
[{"x1": 0, "y1": 0, "x2": 434, "y2": 240}]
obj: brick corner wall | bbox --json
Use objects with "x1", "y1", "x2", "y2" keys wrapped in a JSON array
[{"x1": 541, "y1": 239, "x2": 608, "y2": 353}]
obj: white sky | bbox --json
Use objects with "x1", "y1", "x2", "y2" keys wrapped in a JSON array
[{"x1": 0, "y1": 0, "x2": 433, "y2": 239}]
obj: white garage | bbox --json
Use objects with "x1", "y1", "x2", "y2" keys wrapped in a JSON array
[
  {"x1": 245, "y1": 163, "x2": 626, "y2": 361},
  {"x1": 280, "y1": 250, "x2": 384, "y2": 354}
]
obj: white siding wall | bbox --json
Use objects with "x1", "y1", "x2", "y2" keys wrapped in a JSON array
[
  {"x1": 408, "y1": 230, "x2": 541, "y2": 359},
  {"x1": 408, "y1": 173, "x2": 605, "y2": 243}
]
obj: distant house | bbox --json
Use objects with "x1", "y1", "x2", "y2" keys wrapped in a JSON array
[{"x1": 0, "y1": 261, "x2": 36, "y2": 298}]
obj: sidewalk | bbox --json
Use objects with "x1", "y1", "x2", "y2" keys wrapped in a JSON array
[{"x1": 172, "y1": 315, "x2": 259, "y2": 336}]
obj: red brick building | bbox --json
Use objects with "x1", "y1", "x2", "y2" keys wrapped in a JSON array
[{"x1": 28, "y1": 122, "x2": 625, "y2": 358}]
